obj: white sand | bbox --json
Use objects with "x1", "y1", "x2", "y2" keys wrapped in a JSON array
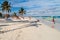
[{"x1": 0, "y1": 22, "x2": 60, "y2": 40}]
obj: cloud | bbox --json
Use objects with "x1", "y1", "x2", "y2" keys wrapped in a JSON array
[
  {"x1": 10, "y1": 0, "x2": 60, "y2": 16},
  {"x1": 0, "y1": 0, "x2": 60, "y2": 16}
]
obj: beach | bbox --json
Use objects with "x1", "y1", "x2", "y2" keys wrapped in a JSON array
[
  {"x1": 0, "y1": 17, "x2": 60, "y2": 40},
  {"x1": 0, "y1": 0, "x2": 60, "y2": 40},
  {"x1": 39, "y1": 18, "x2": 60, "y2": 31}
]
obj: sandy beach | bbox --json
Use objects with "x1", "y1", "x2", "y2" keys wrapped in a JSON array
[
  {"x1": 0, "y1": 18, "x2": 60, "y2": 40},
  {"x1": 0, "y1": 0, "x2": 60, "y2": 40}
]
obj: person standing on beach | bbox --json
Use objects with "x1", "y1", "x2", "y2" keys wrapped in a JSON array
[
  {"x1": 51, "y1": 17, "x2": 55, "y2": 28},
  {"x1": 52, "y1": 17, "x2": 55, "y2": 24}
]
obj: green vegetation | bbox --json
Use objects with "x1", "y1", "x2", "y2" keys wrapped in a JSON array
[
  {"x1": 0, "y1": 1, "x2": 26, "y2": 18},
  {"x1": 1, "y1": 1, "x2": 11, "y2": 18},
  {"x1": 0, "y1": 12, "x2": 2, "y2": 18},
  {"x1": 19, "y1": 7, "x2": 26, "y2": 16},
  {"x1": 13, "y1": 12, "x2": 17, "y2": 16},
  {"x1": 1, "y1": 1, "x2": 11, "y2": 13}
]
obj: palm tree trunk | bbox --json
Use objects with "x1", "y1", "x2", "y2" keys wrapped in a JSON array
[{"x1": 5, "y1": 10, "x2": 8, "y2": 19}]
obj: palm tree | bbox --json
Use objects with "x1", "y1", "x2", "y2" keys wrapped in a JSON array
[
  {"x1": 19, "y1": 7, "x2": 26, "y2": 17},
  {"x1": 1, "y1": 1, "x2": 11, "y2": 18},
  {"x1": 13, "y1": 12, "x2": 17, "y2": 16},
  {"x1": 13, "y1": 12, "x2": 19, "y2": 19},
  {"x1": 0, "y1": 12, "x2": 2, "y2": 18}
]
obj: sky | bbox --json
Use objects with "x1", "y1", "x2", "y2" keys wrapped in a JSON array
[{"x1": 0, "y1": 0, "x2": 60, "y2": 16}]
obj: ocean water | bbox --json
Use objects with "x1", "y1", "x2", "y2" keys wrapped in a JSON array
[
  {"x1": 32, "y1": 16, "x2": 60, "y2": 31},
  {"x1": 32, "y1": 16, "x2": 60, "y2": 23}
]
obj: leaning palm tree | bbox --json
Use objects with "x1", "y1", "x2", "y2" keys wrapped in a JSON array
[
  {"x1": 19, "y1": 7, "x2": 26, "y2": 17},
  {"x1": 12, "y1": 12, "x2": 19, "y2": 19},
  {"x1": 1, "y1": 1, "x2": 11, "y2": 19},
  {"x1": 13, "y1": 12, "x2": 17, "y2": 16}
]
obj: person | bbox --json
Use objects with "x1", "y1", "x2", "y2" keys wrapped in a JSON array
[{"x1": 52, "y1": 17, "x2": 55, "y2": 24}]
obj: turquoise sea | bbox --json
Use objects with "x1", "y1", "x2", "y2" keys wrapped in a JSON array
[
  {"x1": 32, "y1": 16, "x2": 60, "y2": 22},
  {"x1": 32, "y1": 16, "x2": 60, "y2": 31}
]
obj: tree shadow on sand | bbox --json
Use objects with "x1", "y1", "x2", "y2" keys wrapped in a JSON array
[
  {"x1": 0, "y1": 25, "x2": 9, "y2": 27},
  {"x1": 0, "y1": 22, "x2": 42, "y2": 34}
]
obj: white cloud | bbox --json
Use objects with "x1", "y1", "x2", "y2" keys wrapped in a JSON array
[{"x1": 9, "y1": 0, "x2": 60, "y2": 16}]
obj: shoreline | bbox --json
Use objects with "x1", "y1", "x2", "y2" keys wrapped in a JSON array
[
  {"x1": 0, "y1": 21, "x2": 60, "y2": 40},
  {"x1": 39, "y1": 18, "x2": 60, "y2": 31},
  {"x1": 0, "y1": 17, "x2": 60, "y2": 31}
]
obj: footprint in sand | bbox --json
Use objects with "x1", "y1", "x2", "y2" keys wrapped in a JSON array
[
  {"x1": 0, "y1": 38, "x2": 3, "y2": 40},
  {"x1": 15, "y1": 34, "x2": 20, "y2": 40},
  {"x1": 15, "y1": 31, "x2": 22, "y2": 40}
]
